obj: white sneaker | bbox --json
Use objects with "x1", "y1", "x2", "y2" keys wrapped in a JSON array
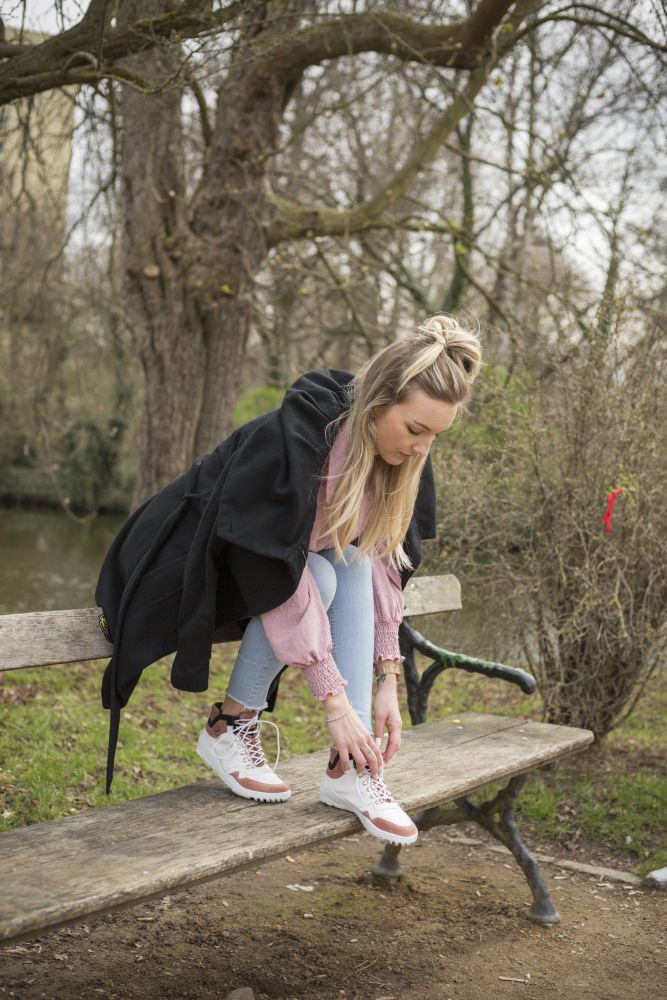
[
  {"x1": 320, "y1": 758, "x2": 418, "y2": 846},
  {"x1": 196, "y1": 715, "x2": 291, "y2": 803}
]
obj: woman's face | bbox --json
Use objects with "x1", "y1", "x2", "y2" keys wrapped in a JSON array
[{"x1": 373, "y1": 390, "x2": 458, "y2": 465}]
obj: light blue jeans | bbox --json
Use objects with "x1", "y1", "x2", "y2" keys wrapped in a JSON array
[{"x1": 226, "y1": 545, "x2": 374, "y2": 730}]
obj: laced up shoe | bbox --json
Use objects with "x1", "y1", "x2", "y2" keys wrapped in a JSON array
[
  {"x1": 319, "y1": 753, "x2": 418, "y2": 845},
  {"x1": 196, "y1": 714, "x2": 291, "y2": 802}
]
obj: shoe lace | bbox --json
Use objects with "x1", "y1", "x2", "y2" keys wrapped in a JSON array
[
  {"x1": 357, "y1": 767, "x2": 394, "y2": 805},
  {"x1": 233, "y1": 716, "x2": 281, "y2": 770}
]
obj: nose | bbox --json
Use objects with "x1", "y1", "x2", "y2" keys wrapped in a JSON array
[{"x1": 413, "y1": 441, "x2": 430, "y2": 458}]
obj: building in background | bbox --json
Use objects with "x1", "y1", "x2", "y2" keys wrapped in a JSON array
[
  {"x1": 0, "y1": 27, "x2": 76, "y2": 483},
  {"x1": 0, "y1": 27, "x2": 75, "y2": 277}
]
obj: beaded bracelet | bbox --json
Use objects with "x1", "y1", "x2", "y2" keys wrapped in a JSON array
[{"x1": 325, "y1": 707, "x2": 352, "y2": 724}]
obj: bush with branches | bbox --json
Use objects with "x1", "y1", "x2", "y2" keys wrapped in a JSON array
[{"x1": 434, "y1": 317, "x2": 667, "y2": 738}]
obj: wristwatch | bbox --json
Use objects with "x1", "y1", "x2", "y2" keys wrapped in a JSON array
[{"x1": 374, "y1": 660, "x2": 402, "y2": 679}]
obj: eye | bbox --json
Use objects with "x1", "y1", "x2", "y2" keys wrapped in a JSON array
[{"x1": 407, "y1": 426, "x2": 420, "y2": 435}]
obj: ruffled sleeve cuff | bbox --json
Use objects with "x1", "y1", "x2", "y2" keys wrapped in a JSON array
[
  {"x1": 374, "y1": 621, "x2": 405, "y2": 665},
  {"x1": 302, "y1": 652, "x2": 349, "y2": 702}
]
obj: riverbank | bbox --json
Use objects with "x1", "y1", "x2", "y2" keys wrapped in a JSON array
[{"x1": 0, "y1": 466, "x2": 129, "y2": 515}]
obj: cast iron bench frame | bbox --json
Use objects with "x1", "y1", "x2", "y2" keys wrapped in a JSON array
[{"x1": 0, "y1": 574, "x2": 593, "y2": 943}]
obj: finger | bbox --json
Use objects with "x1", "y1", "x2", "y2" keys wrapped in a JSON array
[
  {"x1": 352, "y1": 746, "x2": 368, "y2": 775},
  {"x1": 384, "y1": 727, "x2": 401, "y2": 764},
  {"x1": 368, "y1": 739, "x2": 383, "y2": 778},
  {"x1": 371, "y1": 738, "x2": 383, "y2": 773},
  {"x1": 337, "y1": 742, "x2": 349, "y2": 773},
  {"x1": 359, "y1": 739, "x2": 379, "y2": 778},
  {"x1": 373, "y1": 717, "x2": 384, "y2": 744},
  {"x1": 365, "y1": 748, "x2": 381, "y2": 779}
]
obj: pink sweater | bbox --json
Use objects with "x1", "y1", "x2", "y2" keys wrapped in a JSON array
[{"x1": 260, "y1": 423, "x2": 404, "y2": 700}]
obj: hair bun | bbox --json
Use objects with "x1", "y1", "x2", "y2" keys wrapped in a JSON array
[{"x1": 424, "y1": 317, "x2": 450, "y2": 349}]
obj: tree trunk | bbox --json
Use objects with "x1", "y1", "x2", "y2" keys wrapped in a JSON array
[
  {"x1": 122, "y1": 2, "x2": 287, "y2": 507},
  {"x1": 119, "y1": 0, "x2": 528, "y2": 507}
]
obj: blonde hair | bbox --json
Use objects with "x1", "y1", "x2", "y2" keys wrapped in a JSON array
[{"x1": 325, "y1": 314, "x2": 482, "y2": 570}]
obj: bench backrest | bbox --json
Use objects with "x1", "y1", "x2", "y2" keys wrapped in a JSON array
[{"x1": 0, "y1": 574, "x2": 461, "y2": 672}]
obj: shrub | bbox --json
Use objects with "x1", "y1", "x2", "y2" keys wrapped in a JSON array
[{"x1": 434, "y1": 329, "x2": 667, "y2": 738}]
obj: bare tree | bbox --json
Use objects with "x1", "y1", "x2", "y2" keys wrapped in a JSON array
[{"x1": 2, "y1": 2, "x2": 664, "y2": 507}]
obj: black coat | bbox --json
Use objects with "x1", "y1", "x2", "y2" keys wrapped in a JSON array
[{"x1": 96, "y1": 368, "x2": 437, "y2": 790}]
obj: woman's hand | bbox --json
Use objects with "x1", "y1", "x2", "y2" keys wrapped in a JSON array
[
  {"x1": 373, "y1": 673, "x2": 402, "y2": 764},
  {"x1": 324, "y1": 692, "x2": 383, "y2": 778}
]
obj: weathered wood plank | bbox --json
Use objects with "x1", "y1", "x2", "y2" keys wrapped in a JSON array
[
  {"x1": 0, "y1": 575, "x2": 461, "y2": 672},
  {"x1": 403, "y1": 574, "x2": 461, "y2": 616},
  {"x1": 0, "y1": 713, "x2": 593, "y2": 942},
  {"x1": 0, "y1": 608, "x2": 112, "y2": 671}
]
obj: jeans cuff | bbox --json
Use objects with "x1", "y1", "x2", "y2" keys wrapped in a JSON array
[{"x1": 224, "y1": 688, "x2": 269, "y2": 712}]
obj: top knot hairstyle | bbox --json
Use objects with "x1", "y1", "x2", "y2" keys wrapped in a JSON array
[{"x1": 324, "y1": 314, "x2": 482, "y2": 570}]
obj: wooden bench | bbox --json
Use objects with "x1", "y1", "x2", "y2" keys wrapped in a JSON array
[{"x1": 0, "y1": 575, "x2": 593, "y2": 943}]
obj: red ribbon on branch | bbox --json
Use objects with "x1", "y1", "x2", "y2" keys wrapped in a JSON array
[{"x1": 602, "y1": 488, "x2": 623, "y2": 535}]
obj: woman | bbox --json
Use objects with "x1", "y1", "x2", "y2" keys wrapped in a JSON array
[{"x1": 96, "y1": 314, "x2": 481, "y2": 844}]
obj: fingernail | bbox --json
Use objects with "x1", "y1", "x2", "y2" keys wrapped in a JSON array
[{"x1": 374, "y1": 737, "x2": 382, "y2": 746}]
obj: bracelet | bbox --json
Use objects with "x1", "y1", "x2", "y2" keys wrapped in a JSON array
[
  {"x1": 374, "y1": 661, "x2": 401, "y2": 678},
  {"x1": 325, "y1": 707, "x2": 352, "y2": 724}
]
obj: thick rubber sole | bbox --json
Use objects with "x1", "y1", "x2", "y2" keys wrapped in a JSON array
[
  {"x1": 196, "y1": 741, "x2": 291, "y2": 803},
  {"x1": 320, "y1": 792, "x2": 418, "y2": 846}
]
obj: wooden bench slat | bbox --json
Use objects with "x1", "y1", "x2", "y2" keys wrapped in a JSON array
[
  {"x1": 0, "y1": 608, "x2": 112, "y2": 670},
  {"x1": 0, "y1": 713, "x2": 593, "y2": 942},
  {"x1": 0, "y1": 576, "x2": 462, "y2": 671},
  {"x1": 403, "y1": 574, "x2": 461, "y2": 616}
]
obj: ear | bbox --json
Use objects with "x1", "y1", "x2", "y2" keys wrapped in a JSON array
[{"x1": 371, "y1": 402, "x2": 391, "y2": 419}]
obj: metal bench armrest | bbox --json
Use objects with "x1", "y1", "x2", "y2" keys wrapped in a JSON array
[{"x1": 400, "y1": 620, "x2": 537, "y2": 695}]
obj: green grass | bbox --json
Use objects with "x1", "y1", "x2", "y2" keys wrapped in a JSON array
[
  {"x1": 1, "y1": 645, "x2": 665, "y2": 874},
  {"x1": 517, "y1": 764, "x2": 666, "y2": 875}
]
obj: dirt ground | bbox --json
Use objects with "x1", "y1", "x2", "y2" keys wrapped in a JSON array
[{"x1": 0, "y1": 824, "x2": 664, "y2": 1000}]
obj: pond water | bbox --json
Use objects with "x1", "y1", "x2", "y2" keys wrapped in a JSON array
[
  {"x1": 0, "y1": 508, "x2": 518, "y2": 663},
  {"x1": 0, "y1": 508, "x2": 125, "y2": 616}
]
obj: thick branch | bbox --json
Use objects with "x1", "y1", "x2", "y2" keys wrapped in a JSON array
[
  {"x1": 0, "y1": 0, "x2": 251, "y2": 105},
  {"x1": 265, "y1": 1, "x2": 540, "y2": 246},
  {"x1": 263, "y1": 1, "x2": 516, "y2": 79},
  {"x1": 0, "y1": 42, "x2": 31, "y2": 57},
  {"x1": 1, "y1": 0, "x2": 514, "y2": 107}
]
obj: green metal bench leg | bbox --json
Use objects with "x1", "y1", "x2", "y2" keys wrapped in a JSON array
[
  {"x1": 454, "y1": 773, "x2": 561, "y2": 926},
  {"x1": 371, "y1": 842, "x2": 403, "y2": 880},
  {"x1": 372, "y1": 779, "x2": 560, "y2": 926},
  {"x1": 375, "y1": 620, "x2": 557, "y2": 921},
  {"x1": 371, "y1": 804, "x2": 461, "y2": 881}
]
